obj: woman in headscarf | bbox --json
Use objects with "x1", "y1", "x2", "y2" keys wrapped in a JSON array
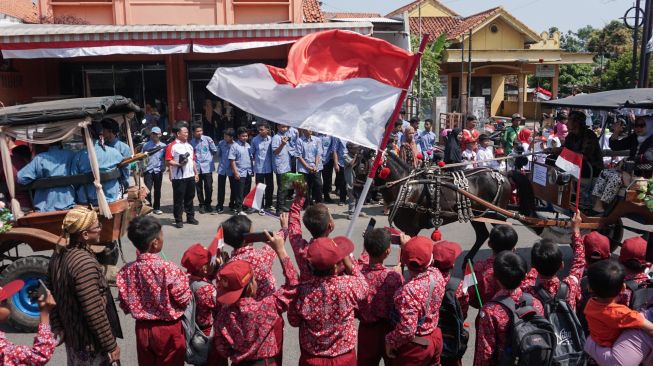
[
  {"x1": 47, "y1": 207, "x2": 122, "y2": 366},
  {"x1": 592, "y1": 115, "x2": 653, "y2": 212},
  {"x1": 399, "y1": 126, "x2": 422, "y2": 168},
  {"x1": 443, "y1": 128, "x2": 463, "y2": 166}
]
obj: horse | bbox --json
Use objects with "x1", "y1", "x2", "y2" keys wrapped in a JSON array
[{"x1": 359, "y1": 151, "x2": 535, "y2": 267}]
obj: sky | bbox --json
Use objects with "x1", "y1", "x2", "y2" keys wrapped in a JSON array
[{"x1": 320, "y1": 0, "x2": 631, "y2": 33}]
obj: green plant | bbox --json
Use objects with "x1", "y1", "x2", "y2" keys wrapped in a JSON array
[
  {"x1": 636, "y1": 179, "x2": 653, "y2": 211},
  {"x1": 0, "y1": 208, "x2": 14, "y2": 234}
]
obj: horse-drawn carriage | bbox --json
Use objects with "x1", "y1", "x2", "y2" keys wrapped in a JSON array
[
  {"x1": 0, "y1": 96, "x2": 151, "y2": 331},
  {"x1": 368, "y1": 88, "x2": 653, "y2": 268}
]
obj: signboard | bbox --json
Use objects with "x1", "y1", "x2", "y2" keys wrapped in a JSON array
[
  {"x1": 482, "y1": 88, "x2": 491, "y2": 96},
  {"x1": 533, "y1": 164, "x2": 548, "y2": 186},
  {"x1": 536, "y1": 64, "x2": 555, "y2": 78}
]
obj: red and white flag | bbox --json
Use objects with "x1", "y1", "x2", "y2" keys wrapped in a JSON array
[
  {"x1": 555, "y1": 147, "x2": 584, "y2": 179},
  {"x1": 463, "y1": 261, "x2": 478, "y2": 295},
  {"x1": 208, "y1": 226, "x2": 224, "y2": 263},
  {"x1": 207, "y1": 30, "x2": 415, "y2": 149},
  {"x1": 243, "y1": 183, "x2": 266, "y2": 211}
]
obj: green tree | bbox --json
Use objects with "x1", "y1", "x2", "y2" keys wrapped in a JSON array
[{"x1": 412, "y1": 34, "x2": 448, "y2": 117}]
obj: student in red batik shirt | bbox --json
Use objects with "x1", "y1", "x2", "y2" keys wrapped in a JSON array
[
  {"x1": 357, "y1": 228, "x2": 405, "y2": 366},
  {"x1": 522, "y1": 210, "x2": 585, "y2": 311},
  {"x1": 288, "y1": 182, "x2": 335, "y2": 282},
  {"x1": 116, "y1": 216, "x2": 192, "y2": 366},
  {"x1": 214, "y1": 230, "x2": 298, "y2": 366},
  {"x1": 470, "y1": 225, "x2": 537, "y2": 308},
  {"x1": 0, "y1": 280, "x2": 56, "y2": 366},
  {"x1": 616, "y1": 236, "x2": 650, "y2": 306},
  {"x1": 385, "y1": 236, "x2": 445, "y2": 366},
  {"x1": 288, "y1": 236, "x2": 369, "y2": 366},
  {"x1": 473, "y1": 251, "x2": 545, "y2": 366}
]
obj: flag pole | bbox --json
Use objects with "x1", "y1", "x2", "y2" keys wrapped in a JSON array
[
  {"x1": 346, "y1": 35, "x2": 430, "y2": 238},
  {"x1": 575, "y1": 157, "x2": 583, "y2": 209},
  {"x1": 468, "y1": 259, "x2": 483, "y2": 308}
]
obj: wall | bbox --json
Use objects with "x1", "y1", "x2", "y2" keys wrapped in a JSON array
[
  {"x1": 470, "y1": 17, "x2": 525, "y2": 50},
  {"x1": 408, "y1": 1, "x2": 455, "y2": 17},
  {"x1": 0, "y1": 59, "x2": 60, "y2": 105}
]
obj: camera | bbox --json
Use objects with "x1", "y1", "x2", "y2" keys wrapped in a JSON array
[{"x1": 178, "y1": 152, "x2": 190, "y2": 165}]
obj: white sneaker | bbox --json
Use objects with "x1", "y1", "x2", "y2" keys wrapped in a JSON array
[{"x1": 153, "y1": 210, "x2": 163, "y2": 215}]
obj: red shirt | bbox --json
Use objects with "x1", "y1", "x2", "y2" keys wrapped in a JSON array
[
  {"x1": 523, "y1": 233, "x2": 586, "y2": 310},
  {"x1": 386, "y1": 267, "x2": 446, "y2": 350},
  {"x1": 229, "y1": 231, "x2": 286, "y2": 300},
  {"x1": 116, "y1": 253, "x2": 192, "y2": 321},
  {"x1": 617, "y1": 271, "x2": 650, "y2": 306},
  {"x1": 288, "y1": 195, "x2": 314, "y2": 282},
  {"x1": 461, "y1": 128, "x2": 480, "y2": 151},
  {"x1": 0, "y1": 323, "x2": 55, "y2": 366},
  {"x1": 358, "y1": 252, "x2": 404, "y2": 324},
  {"x1": 471, "y1": 255, "x2": 538, "y2": 309},
  {"x1": 214, "y1": 256, "x2": 298, "y2": 364},
  {"x1": 473, "y1": 288, "x2": 545, "y2": 366},
  {"x1": 190, "y1": 277, "x2": 217, "y2": 330},
  {"x1": 288, "y1": 267, "x2": 369, "y2": 357}
]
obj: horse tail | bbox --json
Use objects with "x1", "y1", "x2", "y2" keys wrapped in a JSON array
[{"x1": 509, "y1": 170, "x2": 535, "y2": 216}]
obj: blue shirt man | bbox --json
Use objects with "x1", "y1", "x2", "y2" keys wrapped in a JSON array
[
  {"x1": 418, "y1": 130, "x2": 436, "y2": 152},
  {"x1": 332, "y1": 138, "x2": 348, "y2": 168},
  {"x1": 318, "y1": 134, "x2": 332, "y2": 171},
  {"x1": 142, "y1": 139, "x2": 166, "y2": 173},
  {"x1": 190, "y1": 134, "x2": 217, "y2": 174},
  {"x1": 295, "y1": 132, "x2": 323, "y2": 174},
  {"x1": 71, "y1": 141, "x2": 124, "y2": 204},
  {"x1": 228, "y1": 140, "x2": 252, "y2": 178},
  {"x1": 271, "y1": 126, "x2": 293, "y2": 174},
  {"x1": 217, "y1": 139, "x2": 234, "y2": 176},
  {"x1": 17, "y1": 145, "x2": 76, "y2": 212},
  {"x1": 251, "y1": 133, "x2": 273, "y2": 174}
]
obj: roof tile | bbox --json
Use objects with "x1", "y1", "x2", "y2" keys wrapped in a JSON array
[
  {"x1": 409, "y1": 7, "x2": 501, "y2": 40},
  {"x1": 323, "y1": 12, "x2": 382, "y2": 19},
  {"x1": 387, "y1": 0, "x2": 458, "y2": 18},
  {"x1": 302, "y1": 0, "x2": 325, "y2": 23}
]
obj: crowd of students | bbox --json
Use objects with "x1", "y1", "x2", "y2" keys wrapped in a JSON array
[{"x1": 4, "y1": 178, "x2": 653, "y2": 366}]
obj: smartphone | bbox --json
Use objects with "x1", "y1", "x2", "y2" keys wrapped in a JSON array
[
  {"x1": 390, "y1": 235, "x2": 402, "y2": 246},
  {"x1": 29, "y1": 279, "x2": 48, "y2": 302},
  {"x1": 364, "y1": 218, "x2": 376, "y2": 238},
  {"x1": 243, "y1": 232, "x2": 269, "y2": 243}
]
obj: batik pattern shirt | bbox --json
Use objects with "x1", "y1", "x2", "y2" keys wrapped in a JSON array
[
  {"x1": 214, "y1": 257, "x2": 298, "y2": 364},
  {"x1": 288, "y1": 195, "x2": 314, "y2": 282},
  {"x1": 357, "y1": 252, "x2": 404, "y2": 324},
  {"x1": 116, "y1": 253, "x2": 191, "y2": 321},
  {"x1": 385, "y1": 267, "x2": 446, "y2": 350},
  {"x1": 473, "y1": 288, "x2": 545, "y2": 366},
  {"x1": 617, "y1": 272, "x2": 651, "y2": 306},
  {"x1": 192, "y1": 277, "x2": 217, "y2": 330},
  {"x1": 522, "y1": 233, "x2": 585, "y2": 310},
  {"x1": 470, "y1": 255, "x2": 537, "y2": 309},
  {"x1": 287, "y1": 268, "x2": 368, "y2": 357},
  {"x1": 0, "y1": 323, "x2": 55, "y2": 366}
]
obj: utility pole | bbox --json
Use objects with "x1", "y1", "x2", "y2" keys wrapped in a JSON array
[
  {"x1": 460, "y1": 33, "x2": 465, "y2": 113},
  {"x1": 639, "y1": 0, "x2": 653, "y2": 87},
  {"x1": 417, "y1": 0, "x2": 422, "y2": 119},
  {"x1": 467, "y1": 29, "x2": 472, "y2": 116}
]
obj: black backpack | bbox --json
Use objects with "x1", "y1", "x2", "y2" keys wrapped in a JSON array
[
  {"x1": 182, "y1": 280, "x2": 213, "y2": 365},
  {"x1": 438, "y1": 277, "x2": 469, "y2": 363},
  {"x1": 534, "y1": 282, "x2": 586, "y2": 366},
  {"x1": 625, "y1": 278, "x2": 653, "y2": 311},
  {"x1": 493, "y1": 293, "x2": 556, "y2": 366}
]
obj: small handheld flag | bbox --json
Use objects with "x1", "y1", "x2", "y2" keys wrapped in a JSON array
[
  {"x1": 555, "y1": 147, "x2": 584, "y2": 208},
  {"x1": 464, "y1": 259, "x2": 483, "y2": 307},
  {"x1": 243, "y1": 183, "x2": 266, "y2": 211}
]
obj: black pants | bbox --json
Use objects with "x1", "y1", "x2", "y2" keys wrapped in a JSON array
[
  {"x1": 322, "y1": 160, "x2": 334, "y2": 199},
  {"x1": 232, "y1": 174, "x2": 252, "y2": 211},
  {"x1": 172, "y1": 177, "x2": 195, "y2": 222},
  {"x1": 334, "y1": 166, "x2": 347, "y2": 203},
  {"x1": 195, "y1": 172, "x2": 213, "y2": 208},
  {"x1": 144, "y1": 171, "x2": 163, "y2": 210},
  {"x1": 217, "y1": 174, "x2": 236, "y2": 210},
  {"x1": 302, "y1": 172, "x2": 323, "y2": 205},
  {"x1": 255, "y1": 173, "x2": 274, "y2": 209},
  {"x1": 275, "y1": 172, "x2": 288, "y2": 211}
]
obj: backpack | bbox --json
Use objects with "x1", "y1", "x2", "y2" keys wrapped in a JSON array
[
  {"x1": 625, "y1": 278, "x2": 653, "y2": 311},
  {"x1": 438, "y1": 277, "x2": 469, "y2": 363},
  {"x1": 576, "y1": 276, "x2": 590, "y2": 335},
  {"x1": 182, "y1": 280, "x2": 213, "y2": 365},
  {"x1": 535, "y1": 282, "x2": 586, "y2": 366},
  {"x1": 493, "y1": 293, "x2": 556, "y2": 366}
]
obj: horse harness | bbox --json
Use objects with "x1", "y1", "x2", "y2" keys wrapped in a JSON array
[{"x1": 387, "y1": 166, "x2": 506, "y2": 229}]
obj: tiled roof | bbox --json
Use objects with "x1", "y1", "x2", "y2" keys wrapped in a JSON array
[
  {"x1": 302, "y1": 0, "x2": 325, "y2": 23},
  {"x1": 387, "y1": 0, "x2": 458, "y2": 18},
  {"x1": 409, "y1": 7, "x2": 501, "y2": 40},
  {"x1": 324, "y1": 12, "x2": 383, "y2": 19},
  {"x1": 0, "y1": 0, "x2": 38, "y2": 24}
]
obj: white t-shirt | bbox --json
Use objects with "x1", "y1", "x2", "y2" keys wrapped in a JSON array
[
  {"x1": 462, "y1": 149, "x2": 476, "y2": 170},
  {"x1": 477, "y1": 146, "x2": 499, "y2": 169},
  {"x1": 166, "y1": 139, "x2": 195, "y2": 179}
]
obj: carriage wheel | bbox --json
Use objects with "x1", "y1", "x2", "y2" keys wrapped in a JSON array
[
  {"x1": 598, "y1": 219, "x2": 624, "y2": 253},
  {"x1": 0, "y1": 255, "x2": 50, "y2": 332}
]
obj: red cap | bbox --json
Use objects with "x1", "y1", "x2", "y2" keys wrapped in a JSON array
[
  {"x1": 620, "y1": 236, "x2": 647, "y2": 266},
  {"x1": 583, "y1": 231, "x2": 610, "y2": 260},
  {"x1": 216, "y1": 260, "x2": 253, "y2": 305},
  {"x1": 181, "y1": 243, "x2": 211, "y2": 274},
  {"x1": 432, "y1": 241, "x2": 462, "y2": 272},
  {"x1": 401, "y1": 236, "x2": 434, "y2": 271},
  {"x1": 307, "y1": 236, "x2": 354, "y2": 271},
  {"x1": 0, "y1": 280, "x2": 24, "y2": 302},
  {"x1": 431, "y1": 229, "x2": 442, "y2": 242}
]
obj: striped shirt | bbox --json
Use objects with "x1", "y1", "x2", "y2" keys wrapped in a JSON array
[{"x1": 47, "y1": 247, "x2": 118, "y2": 354}]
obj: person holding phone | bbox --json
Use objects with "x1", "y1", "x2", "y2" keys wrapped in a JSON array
[{"x1": 0, "y1": 280, "x2": 56, "y2": 366}]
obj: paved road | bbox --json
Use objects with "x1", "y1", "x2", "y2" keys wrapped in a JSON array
[{"x1": 2, "y1": 174, "x2": 643, "y2": 365}]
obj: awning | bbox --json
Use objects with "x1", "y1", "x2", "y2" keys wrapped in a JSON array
[
  {"x1": 542, "y1": 88, "x2": 653, "y2": 110},
  {"x1": 0, "y1": 22, "x2": 373, "y2": 59}
]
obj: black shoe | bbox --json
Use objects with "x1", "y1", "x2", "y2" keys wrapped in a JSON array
[
  {"x1": 198, "y1": 206, "x2": 206, "y2": 214},
  {"x1": 215, "y1": 206, "x2": 224, "y2": 214},
  {"x1": 324, "y1": 197, "x2": 334, "y2": 203},
  {"x1": 175, "y1": 221, "x2": 184, "y2": 229},
  {"x1": 205, "y1": 206, "x2": 213, "y2": 213},
  {"x1": 187, "y1": 218, "x2": 199, "y2": 225},
  {"x1": 245, "y1": 208, "x2": 256, "y2": 214}
]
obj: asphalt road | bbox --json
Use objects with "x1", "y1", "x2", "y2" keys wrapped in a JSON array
[{"x1": 2, "y1": 174, "x2": 644, "y2": 365}]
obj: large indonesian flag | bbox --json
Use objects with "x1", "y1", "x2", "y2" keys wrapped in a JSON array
[
  {"x1": 555, "y1": 148, "x2": 584, "y2": 179},
  {"x1": 206, "y1": 30, "x2": 415, "y2": 149}
]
